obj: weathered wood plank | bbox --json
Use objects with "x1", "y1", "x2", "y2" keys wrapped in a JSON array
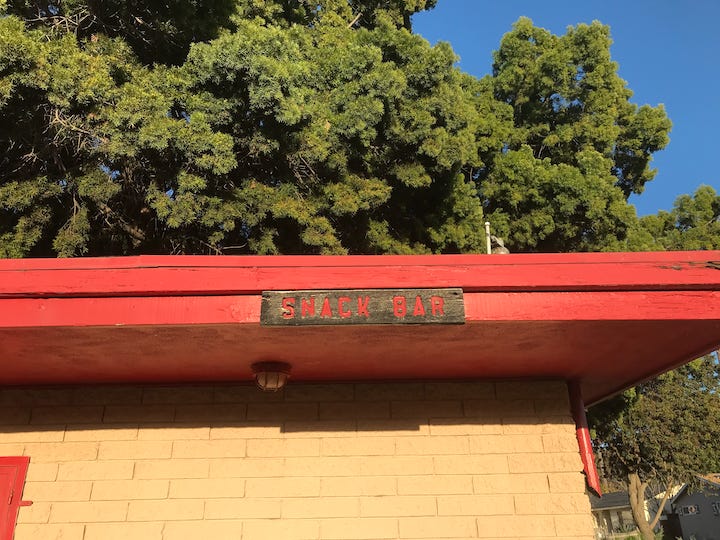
[
  {"x1": 261, "y1": 288, "x2": 465, "y2": 326},
  {"x1": 2, "y1": 252, "x2": 720, "y2": 298}
]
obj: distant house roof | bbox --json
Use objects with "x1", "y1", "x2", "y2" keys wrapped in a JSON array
[
  {"x1": 590, "y1": 491, "x2": 631, "y2": 511},
  {"x1": 700, "y1": 474, "x2": 720, "y2": 486},
  {"x1": 665, "y1": 474, "x2": 720, "y2": 508}
]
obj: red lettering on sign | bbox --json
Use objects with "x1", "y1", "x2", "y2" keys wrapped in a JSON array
[
  {"x1": 301, "y1": 297, "x2": 315, "y2": 318},
  {"x1": 320, "y1": 297, "x2": 333, "y2": 318},
  {"x1": 338, "y1": 297, "x2": 351, "y2": 318},
  {"x1": 393, "y1": 296, "x2": 407, "y2": 318},
  {"x1": 431, "y1": 296, "x2": 444, "y2": 316},
  {"x1": 281, "y1": 297, "x2": 295, "y2": 319},
  {"x1": 412, "y1": 295, "x2": 426, "y2": 316},
  {"x1": 357, "y1": 296, "x2": 370, "y2": 317}
]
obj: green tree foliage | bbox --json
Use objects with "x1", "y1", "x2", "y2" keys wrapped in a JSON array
[
  {"x1": 2, "y1": 0, "x2": 510, "y2": 256},
  {"x1": 633, "y1": 185, "x2": 720, "y2": 251},
  {"x1": 480, "y1": 17, "x2": 671, "y2": 252},
  {"x1": 589, "y1": 354, "x2": 720, "y2": 539},
  {"x1": 0, "y1": 5, "x2": 672, "y2": 257}
]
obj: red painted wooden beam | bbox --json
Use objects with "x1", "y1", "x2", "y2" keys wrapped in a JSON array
[
  {"x1": 1, "y1": 252, "x2": 719, "y2": 298},
  {"x1": 1, "y1": 291, "x2": 718, "y2": 328},
  {"x1": 569, "y1": 381, "x2": 602, "y2": 495}
]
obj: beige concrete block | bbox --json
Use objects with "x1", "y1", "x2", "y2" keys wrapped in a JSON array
[
  {"x1": 285, "y1": 384, "x2": 355, "y2": 402},
  {"x1": 209, "y1": 457, "x2": 283, "y2": 478},
  {"x1": 138, "y1": 424, "x2": 209, "y2": 440},
  {"x1": 503, "y1": 416, "x2": 575, "y2": 435},
  {"x1": 501, "y1": 418, "x2": 552, "y2": 435},
  {"x1": 142, "y1": 385, "x2": 214, "y2": 404},
  {"x1": 169, "y1": 478, "x2": 244, "y2": 499},
  {"x1": 473, "y1": 473, "x2": 549, "y2": 494},
  {"x1": 438, "y1": 494, "x2": 514, "y2": 516},
  {"x1": 398, "y1": 475, "x2": 473, "y2": 495},
  {"x1": 360, "y1": 496, "x2": 435, "y2": 517},
  {"x1": 0, "y1": 427, "x2": 64, "y2": 443},
  {"x1": 319, "y1": 401, "x2": 390, "y2": 420},
  {"x1": 476, "y1": 514, "x2": 556, "y2": 537},
  {"x1": 134, "y1": 458, "x2": 209, "y2": 479},
  {"x1": 554, "y1": 514, "x2": 595, "y2": 536},
  {"x1": 98, "y1": 440, "x2": 172, "y2": 460},
  {"x1": 0, "y1": 442, "x2": 25, "y2": 455},
  {"x1": 243, "y1": 518, "x2": 319, "y2": 540},
  {"x1": 355, "y1": 382, "x2": 425, "y2": 401},
  {"x1": 515, "y1": 493, "x2": 591, "y2": 515},
  {"x1": 245, "y1": 477, "x2": 321, "y2": 497},
  {"x1": 396, "y1": 436, "x2": 468, "y2": 455},
  {"x1": 23, "y1": 481, "x2": 92, "y2": 502},
  {"x1": 17, "y1": 501, "x2": 51, "y2": 523},
  {"x1": 248, "y1": 438, "x2": 320, "y2": 457},
  {"x1": 464, "y1": 399, "x2": 534, "y2": 418},
  {"x1": 399, "y1": 516, "x2": 477, "y2": 538},
  {"x1": 320, "y1": 517, "x2": 398, "y2": 539},
  {"x1": 0, "y1": 408, "x2": 31, "y2": 424},
  {"x1": 103, "y1": 405, "x2": 175, "y2": 423},
  {"x1": 357, "y1": 419, "x2": 430, "y2": 437},
  {"x1": 283, "y1": 497, "x2": 359, "y2": 518},
  {"x1": 49, "y1": 501, "x2": 127, "y2": 523},
  {"x1": 285, "y1": 420, "x2": 356, "y2": 437},
  {"x1": 507, "y1": 453, "x2": 582, "y2": 474},
  {"x1": 25, "y1": 463, "x2": 58, "y2": 482},
  {"x1": 542, "y1": 433, "x2": 579, "y2": 453},
  {"x1": 91, "y1": 479, "x2": 168, "y2": 500},
  {"x1": 541, "y1": 416, "x2": 576, "y2": 433},
  {"x1": 210, "y1": 422, "x2": 282, "y2": 439},
  {"x1": 58, "y1": 461, "x2": 134, "y2": 481},
  {"x1": 360, "y1": 456, "x2": 434, "y2": 476},
  {"x1": 172, "y1": 439, "x2": 247, "y2": 458},
  {"x1": 247, "y1": 402, "x2": 318, "y2": 421},
  {"x1": 322, "y1": 437, "x2": 395, "y2": 456},
  {"x1": 434, "y1": 454, "x2": 508, "y2": 475},
  {"x1": 205, "y1": 498, "x2": 281, "y2": 519},
  {"x1": 127, "y1": 498, "x2": 204, "y2": 521},
  {"x1": 321, "y1": 476, "x2": 397, "y2": 497},
  {"x1": 495, "y1": 380, "x2": 568, "y2": 400},
  {"x1": 548, "y1": 472, "x2": 588, "y2": 493},
  {"x1": 469, "y1": 434, "x2": 543, "y2": 454},
  {"x1": 24, "y1": 442, "x2": 97, "y2": 462},
  {"x1": 214, "y1": 384, "x2": 283, "y2": 403},
  {"x1": 391, "y1": 400, "x2": 463, "y2": 419},
  {"x1": 429, "y1": 420, "x2": 502, "y2": 436},
  {"x1": 535, "y1": 399, "x2": 571, "y2": 415},
  {"x1": 14, "y1": 523, "x2": 85, "y2": 540},
  {"x1": 31, "y1": 406, "x2": 103, "y2": 425},
  {"x1": 64, "y1": 425, "x2": 138, "y2": 442},
  {"x1": 285, "y1": 456, "x2": 361, "y2": 477},
  {"x1": 424, "y1": 381, "x2": 495, "y2": 400},
  {"x1": 84, "y1": 522, "x2": 163, "y2": 540},
  {"x1": 0, "y1": 388, "x2": 75, "y2": 407},
  {"x1": 163, "y1": 520, "x2": 245, "y2": 540},
  {"x1": 174, "y1": 404, "x2": 247, "y2": 422},
  {"x1": 73, "y1": 386, "x2": 142, "y2": 405}
]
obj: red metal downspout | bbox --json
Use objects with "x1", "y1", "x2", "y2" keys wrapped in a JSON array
[{"x1": 568, "y1": 380, "x2": 602, "y2": 496}]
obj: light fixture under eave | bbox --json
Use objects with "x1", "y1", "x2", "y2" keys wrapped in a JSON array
[{"x1": 251, "y1": 361, "x2": 292, "y2": 392}]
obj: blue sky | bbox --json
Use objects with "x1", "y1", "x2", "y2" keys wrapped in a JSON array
[{"x1": 413, "y1": 0, "x2": 720, "y2": 216}]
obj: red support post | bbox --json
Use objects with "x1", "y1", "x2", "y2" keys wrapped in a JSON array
[{"x1": 568, "y1": 380, "x2": 602, "y2": 496}]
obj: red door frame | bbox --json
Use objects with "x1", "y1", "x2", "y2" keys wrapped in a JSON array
[{"x1": 0, "y1": 457, "x2": 31, "y2": 540}]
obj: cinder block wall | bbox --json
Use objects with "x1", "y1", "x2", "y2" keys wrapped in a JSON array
[{"x1": 0, "y1": 380, "x2": 593, "y2": 540}]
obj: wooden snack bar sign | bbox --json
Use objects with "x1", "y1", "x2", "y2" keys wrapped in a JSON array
[{"x1": 261, "y1": 288, "x2": 465, "y2": 326}]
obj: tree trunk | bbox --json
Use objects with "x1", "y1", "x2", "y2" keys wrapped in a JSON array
[{"x1": 628, "y1": 472, "x2": 655, "y2": 540}]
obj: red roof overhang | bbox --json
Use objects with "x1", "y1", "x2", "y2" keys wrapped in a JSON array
[{"x1": 1, "y1": 252, "x2": 719, "y2": 405}]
